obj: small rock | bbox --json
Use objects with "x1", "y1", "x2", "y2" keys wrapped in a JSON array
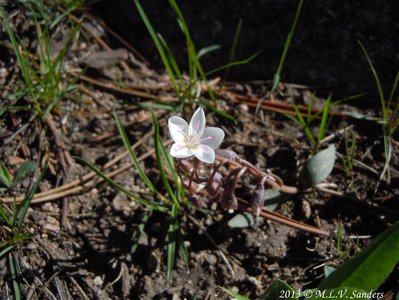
[
  {"x1": 93, "y1": 276, "x2": 103, "y2": 287},
  {"x1": 204, "y1": 253, "x2": 217, "y2": 266}
]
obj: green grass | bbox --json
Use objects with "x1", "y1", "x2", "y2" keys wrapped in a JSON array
[
  {"x1": 134, "y1": 0, "x2": 253, "y2": 121},
  {"x1": 256, "y1": 0, "x2": 304, "y2": 112},
  {"x1": 341, "y1": 130, "x2": 357, "y2": 176},
  {"x1": 288, "y1": 94, "x2": 333, "y2": 147},
  {"x1": 0, "y1": 162, "x2": 45, "y2": 299},
  {"x1": 0, "y1": 4, "x2": 79, "y2": 119},
  {"x1": 358, "y1": 41, "x2": 399, "y2": 183}
]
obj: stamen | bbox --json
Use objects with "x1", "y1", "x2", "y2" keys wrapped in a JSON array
[{"x1": 199, "y1": 136, "x2": 214, "y2": 142}]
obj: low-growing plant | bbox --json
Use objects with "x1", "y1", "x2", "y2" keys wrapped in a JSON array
[
  {"x1": 341, "y1": 130, "x2": 357, "y2": 176},
  {"x1": 78, "y1": 106, "x2": 338, "y2": 282},
  {"x1": 134, "y1": 0, "x2": 255, "y2": 119},
  {"x1": 222, "y1": 222, "x2": 399, "y2": 299},
  {"x1": 288, "y1": 94, "x2": 334, "y2": 147},
  {"x1": 0, "y1": 4, "x2": 79, "y2": 119},
  {"x1": 358, "y1": 41, "x2": 399, "y2": 184},
  {"x1": 256, "y1": 0, "x2": 304, "y2": 112},
  {"x1": 0, "y1": 161, "x2": 44, "y2": 299}
]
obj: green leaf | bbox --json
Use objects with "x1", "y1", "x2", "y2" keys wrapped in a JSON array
[
  {"x1": 152, "y1": 113, "x2": 179, "y2": 205},
  {"x1": 14, "y1": 161, "x2": 36, "y2": 185},
  {"x1": 11, "y1": 233, "x2": 36, "y2": 243},
  {"x1": 0, "y1": 162, "x2": 12, "y2": 188},
  {"x1": 114, "y1": 110, "x2": 157, "y2": 193},
  {"x1": 219, "y1": 287, "x2": 250, "y2": 300},
  {"x1": 9, "y1": 253, "x2": 21, "y2": 300},
  {"x1": 138, "y1": 102, "x2": 178, "y2": 111},
  {"x1": 318, "y1": 222, "x2": 399, "y2": 292},
  {"x1": 0, "y1": 245, "x2": 15, "y2": 258},
  {"x1": 15, "y1": 165, "x2": 43, "y2": 229},
  {"x1": 260, "y1": 279, "x2": 298, "y2": 300},
  {"x1": 300, "y1": 145, "x2": 336, "y2": 189},
  {"x1": 317, "y1": 94, "x2": 332, "y2": 143},
  {"x1": 197, "y1": 44, "x2": 220, "y2": 59},
  {"x1": 324, "y1": 265, "x2": 335, "y2": 278},
  {"x1": 0, "y1": 204, "x2": 11, "y2": 224},
  {"x1": 264, "y1": 189, "x2": 291, "y2": 211},
  {"x1": 134, "y1": 0, "x2": 180, "y2": 97},
  {"x1": 256, "y1": 0, "x2": 304, "y2": 112},
  {"x1": 228, "y1": 212, "x2": 255, "y2": 228},
  {"x1": 167, "y1": 203, "x2": 178, "y2": 284},
  {"x1": 75, "y1": 157, "x2": 165, "y2": 212},
  {"x1": 131, "y1": 211, "x2": 151, "y2": 254}
]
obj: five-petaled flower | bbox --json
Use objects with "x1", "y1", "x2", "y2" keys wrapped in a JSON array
[{"x1": 168, "y1": 107, "x2": 225, "y2": 163}]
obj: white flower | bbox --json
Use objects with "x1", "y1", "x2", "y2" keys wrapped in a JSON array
[{"x1": 168, "y1": 107, "x2": 225, "y2": 163}]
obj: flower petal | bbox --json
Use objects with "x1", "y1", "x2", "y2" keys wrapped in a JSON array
[
  {"x1": 192, "y1": 144, "x2": 215, "y2": 163},
  {"x1": 200, "y1": 127, "x2": 225, "y2": 149},
  {"x1": 189, "y1": 107, "x2": 206, "y2": 138},
  {"x1": 168, "y1": 116, "x2": 189, "y2": 143},
  {"x1": 170, "y1": 143, "x2": 193, "y2": 158}
]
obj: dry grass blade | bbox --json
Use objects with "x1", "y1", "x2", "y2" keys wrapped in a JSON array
[{"x1": 0, "y1": 131, "x2": 156, "y2": 204}]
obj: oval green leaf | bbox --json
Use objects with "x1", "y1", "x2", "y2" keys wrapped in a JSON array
[{"x1": 300, "y1": 144, "x2": 336, "y2": 189}]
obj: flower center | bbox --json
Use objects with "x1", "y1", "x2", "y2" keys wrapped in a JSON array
[{"x1": 183, "y1": 133, "x2": 200, "y2": 149}]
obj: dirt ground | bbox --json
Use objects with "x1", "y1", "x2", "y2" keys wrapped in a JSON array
[{"x1": 0, "y1": 3, "x2": 399, "y2": 300}]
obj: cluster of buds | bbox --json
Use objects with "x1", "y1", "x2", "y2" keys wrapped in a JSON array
[{"x1": 169, "y1": 107, "x2": 288, "y2": 216}]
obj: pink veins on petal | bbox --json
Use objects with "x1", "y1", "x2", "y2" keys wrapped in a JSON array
[{"x1": 195, "y1": 121, "x2": 201, "y2": 131}]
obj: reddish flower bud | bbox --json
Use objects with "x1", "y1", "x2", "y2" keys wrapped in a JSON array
[
  {"x1": 220, "y1": 190, "x2": 238, "y2": 211},
  {"x1": 188, "y1": 195, "x2": 204, "y2": 208},
  {"x1": 251, "y1": 182, "x2": 265, "y2": 217}
]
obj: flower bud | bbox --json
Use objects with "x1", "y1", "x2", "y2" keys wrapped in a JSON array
[
  {"x1": 220, "y1": 190, "x2": 238, "y2": 211},
  {"x1": 215, "y1": 149, "x2": 239, "y2": 161},
  {"x1": 207, "y1": 179, "x2": 222, "y2": 199},
  {"x1": 251, "y1": 182, "x2": 265, "y2": 217},
  {"x1": 188, "y1": 195, "x2": 204, "y2": 208}
]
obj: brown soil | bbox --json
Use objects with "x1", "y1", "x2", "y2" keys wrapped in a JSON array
[{"x1": 0, "y1": 3, "x2": 398, "y2": 300}]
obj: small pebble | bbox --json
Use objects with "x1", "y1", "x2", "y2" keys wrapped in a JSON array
[{"x1": 93, "y1": 276, "x2": 103, "y2": 286}]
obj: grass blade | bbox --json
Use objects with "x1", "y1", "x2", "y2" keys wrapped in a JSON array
[
  {"x1": 0, "y1": 204, "x2": 11, "y2": 225},
  {"x1": 14, "y1": 161, "x2": 36, "y2": 186},
  {"x1": 177, "y1": 225, "x2": 189, "y2": 269},
  {"x1": 219, "y1": 287, "x2": 249, "y2": 300},
  {"x1": 0, "y1": 6, "x2": 42, "y2": 115},
  {"x1": 205, "y1": 52, "x2": 259, "y2": 77},
  {"x1": 9, "y1": 253, "x2": 21, "y2": 300},
  {"x1": 134, "y1": 0, "x2": 180, "y2": 97},
  {"x1": 157, "y1": 34, "x2": 184, "y2": 83},
  {"x1": 152, "y1": 114, "x2": 179, "y2": 205},
  {"x1": 197, "y1": 44, "x2": 221, "y2": 59},
  {"x1": 387, "y1": 70, "x2": 399, "y2": 108},
  {"x1": 16, "y1": 166, "x2": 43, "y2": 229},
  {"x1": 224, "y1": 18, "x2": 242, "y2": 77},
  {"x1": 291, "y1": 101, "x2": 316, "y2": 145},
  {"x1": 317, "y1": 94, "x2": 332, "y2": 143},
  {"x1": 256, "y1": 0, "x2": 304, "y2": 112},
  {"x1": 0, "y1": 245, "x2": 15, "y2": 259},
  {"x1": 131, "y1": 211, "x2": 151, "y2": 254},
  {"x1": 75, "y1": 157, "x2": 166, "y2": 212},
  {"x1": 358, "y1": 41, "x2": 387, "y2": 120},
  {"x1": 167, "y1": 203, "x2": 178, "y2": 284},
  {"x1": 114, "y1": 110, "x2": 157, "y2": 193},
  {"x1": 0, "y1": 162, "x2": 12, "y2": 188}
]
